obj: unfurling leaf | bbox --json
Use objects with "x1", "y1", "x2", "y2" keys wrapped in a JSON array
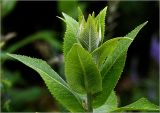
[{"x1": 78, "y1": 15, "x2": 100, "y2": 52}]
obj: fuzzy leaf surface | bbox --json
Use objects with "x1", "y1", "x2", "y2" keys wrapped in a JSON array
[
  {"x1": 8, "y1": 54, "x2": 84, "y2": 112},
  {"x1": 65, "y1": 43, "x2": 102, "y2": 94},
  {"x1": 112, "y1": 98, "x2": 159, "y2": 112}
]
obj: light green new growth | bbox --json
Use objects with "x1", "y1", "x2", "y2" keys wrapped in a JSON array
[{"x1": 7, "y1": 6, "x2": 159, "y2": 113}]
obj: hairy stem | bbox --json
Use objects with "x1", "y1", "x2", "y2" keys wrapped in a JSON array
[{"x1": 87, "y1": 92, "x2": 93, "y2": 112}]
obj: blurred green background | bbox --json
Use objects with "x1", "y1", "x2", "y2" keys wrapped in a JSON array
[{"x1": 1, "y1": 0, "x2": 159, "y2": 112}]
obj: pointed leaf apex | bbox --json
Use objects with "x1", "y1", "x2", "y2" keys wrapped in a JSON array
[
  {"x1": 62, "y1": 12, "x2": 66, "y2": 17},
  {"x1": 141, "y1": 21, "x2": 148, "y2": 28},
  {"x1": 103, "y1": 6, "x2": 108, "y2": 11},
  {"x1": 56, "y1": 16, "x2": 65, "y2": 22},
  {"x1": 144, "y1": 21, "x2": 148, "y2": 24},
  {"x1": 78, "y1": 6, "x2": 84, "y2": 23}
]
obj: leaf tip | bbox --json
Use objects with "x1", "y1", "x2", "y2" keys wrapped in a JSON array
[
  {"x1": 103, "y1": 6, "x2": 108, "y2": 11},
  {"x1": 56, "y1": 16, "x2": 65, "y2": 22},
  {"x1": 143, "y1": 21, "x2": 148, "y2": 26},
  {"x1": 6, "y1": 53, "x2": 13, "y2": 57},
  {"x1": 62, "y1": 12, "x2": 67, "y2": 18}
]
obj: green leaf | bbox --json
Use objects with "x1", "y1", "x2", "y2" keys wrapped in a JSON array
[
  {"x1": 93, "y1": 53, "x2": 126, "y2": 108},
  {"x1": 65, "y1": 43, "x2": 102, "y2": 94},
  {"x1": 62, "y1": 13, "x2": 79, "y2": 60},
  {"x1": 125, "y1": 21, "x2": 148, "y2": 39},
  {"x1": 94, "y1": 91, "x2": 118, "y2": 112},
  {"x1": 92, "y1": 37, "x2": 132, "y2": 68},
  {"x1": 101, "y1": 21, "x2": 148, "y2": 78},
  {"x1": 7, "y1": 54, "x2": 84, "y2": 112},
  {"x1": 95, "y1": 6, "x2": 107, "y2": 43},
  {"x1": 112, "y1": 98, "x2": 159, "y2": 112},
  {"x1": 92, "y1": 21, "x2": 148, "y2": 108},
  {"x1": 79, "y1": 15, "x2": 99, "y2": 52}
]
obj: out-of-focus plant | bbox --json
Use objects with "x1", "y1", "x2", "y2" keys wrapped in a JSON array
[
  {"x1": 7, "y1": 6, "x2": 159, "y2": 112},
  {"x1": 1, "y1": 68, "x2": 43, "y2": 111},
  {"x1": 57, "y1": 0, "x2": 86, "y2": 19},
  {"x1": 106, "y1": 1, "x2": 119, "y2": 39},
  {"x1": 1, "y1": 0, "x2": 17, "y2": 18},
  {"x1": 1, "y1": 31, "x2": 62, "y2": 64}
]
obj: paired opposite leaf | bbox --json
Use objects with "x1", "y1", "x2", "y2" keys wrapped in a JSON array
[
  {"x1": 63, "y1": 13, "x2": 79, "y2": 60},
  {"x1": 65, "y1": 43, "x2": 102, "y2": 94},
  {"x1": 112, "y1": 98, "x2": 159, "y2": 112},
  {"x1": 7, "y1": 54, "x2": 84, "y2": 112},
  {"x1": 92, "y1": 21, "x2": 148, "y2": 107}
]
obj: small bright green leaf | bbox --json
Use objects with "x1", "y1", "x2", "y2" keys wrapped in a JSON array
[
  {"x1": 92, "y1": 37, "x2": 132, "y2": 68},
  {"x1": 112, "y1": 98, "x2": 159, "y2": 112},
  {"x1": 62, "y1": 13, "x2": 79, "y2": 60},
  {"x1": 95, "y1": 6, "x2": 107, "y2": 43},
  {"x1": 7, "y1": 54, "x2": 84, "y2": 112},
  {"x1": 65, "y1": 43, "x2": 102, "y2": 94},
  {"x1": 78, "y1": 6, "x2": 84, "y2": 23},
  {"x1": 93, "y1": 53, "x2": 126, "y2": 107},
  {"x1": 94, "y1": 91, "x2": 118, "y2": 112},
  {"x1": 79, "y1": 15, "x2": 99, "y2": 52}
]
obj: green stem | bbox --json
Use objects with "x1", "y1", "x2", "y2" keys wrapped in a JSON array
[{"x1": 87, "y1": 92, "x2": 93, "y2": 112}]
